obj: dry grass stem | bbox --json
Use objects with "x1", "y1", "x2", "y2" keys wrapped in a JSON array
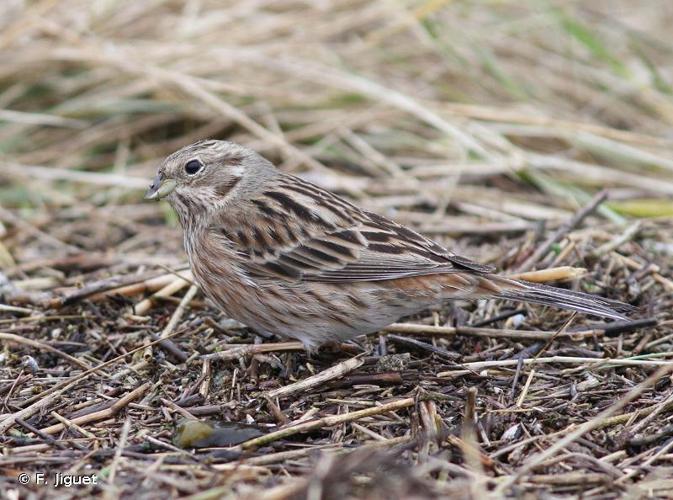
[{"x1": 264, "y1": 356, "x2": 365, "y2": 400}]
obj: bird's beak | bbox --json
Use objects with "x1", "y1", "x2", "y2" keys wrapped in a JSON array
[{"x1": 145, "y1": 175, "x2": 177, "y2": 200}]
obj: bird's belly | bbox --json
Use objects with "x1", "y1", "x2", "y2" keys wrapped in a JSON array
[
  {"x1": 248, "y1": 285, "x2": 411, "y2": 346},
  {"x1": 192, "y1": 268, "x2": 428, "y2": 347},
  {"x1": 187, "y1": 247, "x2": 451, "y2": 347}
]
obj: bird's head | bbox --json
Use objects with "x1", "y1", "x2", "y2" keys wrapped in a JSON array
[{"x1": 146, "y1": 140, "x2": 275, "y2": 221}]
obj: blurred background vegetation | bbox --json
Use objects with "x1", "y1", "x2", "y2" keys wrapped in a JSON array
[{"x1": 1, "y1": 0, "x2": 673, "y2": 260}]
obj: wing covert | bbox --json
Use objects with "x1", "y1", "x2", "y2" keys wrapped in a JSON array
[{"x1": 213, "y1": 175, "x2": 495, "y2": 282}]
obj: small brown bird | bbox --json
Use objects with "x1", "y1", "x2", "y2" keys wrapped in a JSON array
[{"x1": 146, "y1": 140, "x2": 631, "y2": 349}]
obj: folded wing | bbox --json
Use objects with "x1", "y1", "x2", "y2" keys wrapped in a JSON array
[{"x1": 215, "y1": 175, "x2": 494, "y2": 283}]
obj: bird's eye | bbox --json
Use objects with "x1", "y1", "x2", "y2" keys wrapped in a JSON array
[{"x1": 184, "y1": 159, "x2": 203, "y2": 175}]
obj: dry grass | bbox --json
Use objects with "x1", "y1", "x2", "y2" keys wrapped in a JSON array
[{"x1": 1, "y1": 0, "x2": 673, "y2": 498}]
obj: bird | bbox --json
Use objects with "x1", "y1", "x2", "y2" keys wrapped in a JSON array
[{"x1": 146, "y1": 140, "x2": 632, "y2": 349}]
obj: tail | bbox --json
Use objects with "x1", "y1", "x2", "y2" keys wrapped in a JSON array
[{"x1": 480, "y1": 276, "x2": 634, "y2": 321}]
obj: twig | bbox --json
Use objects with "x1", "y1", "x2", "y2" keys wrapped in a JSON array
[
  {"x1": 494, "y1": 363, "x2": 673, "y2": 493},
  {"x1": 386, "y1": 334, "x2": 461, "y2": 360},
  {"x1": 160, "y1": 284, "x2": 198, "y2": 339},
  {"x1": 108, "y1": 417, "x2": 132, "y2": 484},
  {"x1": 199, "y1": 359, "x2": 212, "y2": 400},
  {"x1": 0, "y1": 330, "x2": 183, "y2": 433},
  {"x1": 161, "y1": 398, "x2": 197, "y2": 420},
  {"x1": 445, "y1": 435, "x2": 494, "y2": 470},
  {"x1": 239, "y1": 397, "x2": 415, "y2": 449},
  {"x1": 264, "y1": 356, "x2": 364, "y2": 400},
  {"x1": 38, "y1": 382, "x2": 150, "y2": 435},
  {"x1": 384, "y1": 323, "x2": 598, "y2": 341},
  {"x1": 56, "y1": 270, "x2": 178, "y2": 306},
  {"x1": 135, "y1": 277, "x2": 191, "y2": 315},
  {"x1": 49, "y1": 412, "x2": 98, "y2": 439},
  {"x1": 149, "y1": 333, "x2": 189, "y2": 363},
  {"x1": 596, "y1": 394, "x2": 673, "y2": 429},
  {"x1": 384, "y1": 319, "x2": 655, "y2": 342},
  {"x1": 592, "y1": 220, "x2": 642, "y2": 257},
  {"x1": 0, "y1": 304, "x2": 35, "y2": 315},
  {"x1": 516, "y1": 189, "x2": 608, "y2": 272},
  {"x1": 15, "y1": 417, "x2": 87, "y2": 451},
  {"x1": 438, "y1": 356, "x2": 673, "y2": 376},
  {"x1": 201, "y1": 341, "x2": 305, "y2": 361},
  {"x1": 469, "y1": 308, "x2": 527, "y2": 327},
  {"x1": 515, "y1": 369, "x2": 536, "y2": 407},
  {"x1": 0, "y1": 332, "x2": 91, "y2": 370}
]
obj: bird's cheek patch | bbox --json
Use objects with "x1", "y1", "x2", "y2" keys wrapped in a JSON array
[
  {"x1": 215, "y1": 177, "x2": 242, "y2": 198},
  {"x1": 228, "y1": 164, "x2": 245, "y2": 176}
]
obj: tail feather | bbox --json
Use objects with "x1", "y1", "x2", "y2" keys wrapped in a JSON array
[{"x1": 481, "y1": 277, "x2": 634, "y2": 321}]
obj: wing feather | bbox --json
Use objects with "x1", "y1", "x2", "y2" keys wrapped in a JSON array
[{"x1": 214, "y1": 175, "x2": 495, "y2": 282}]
